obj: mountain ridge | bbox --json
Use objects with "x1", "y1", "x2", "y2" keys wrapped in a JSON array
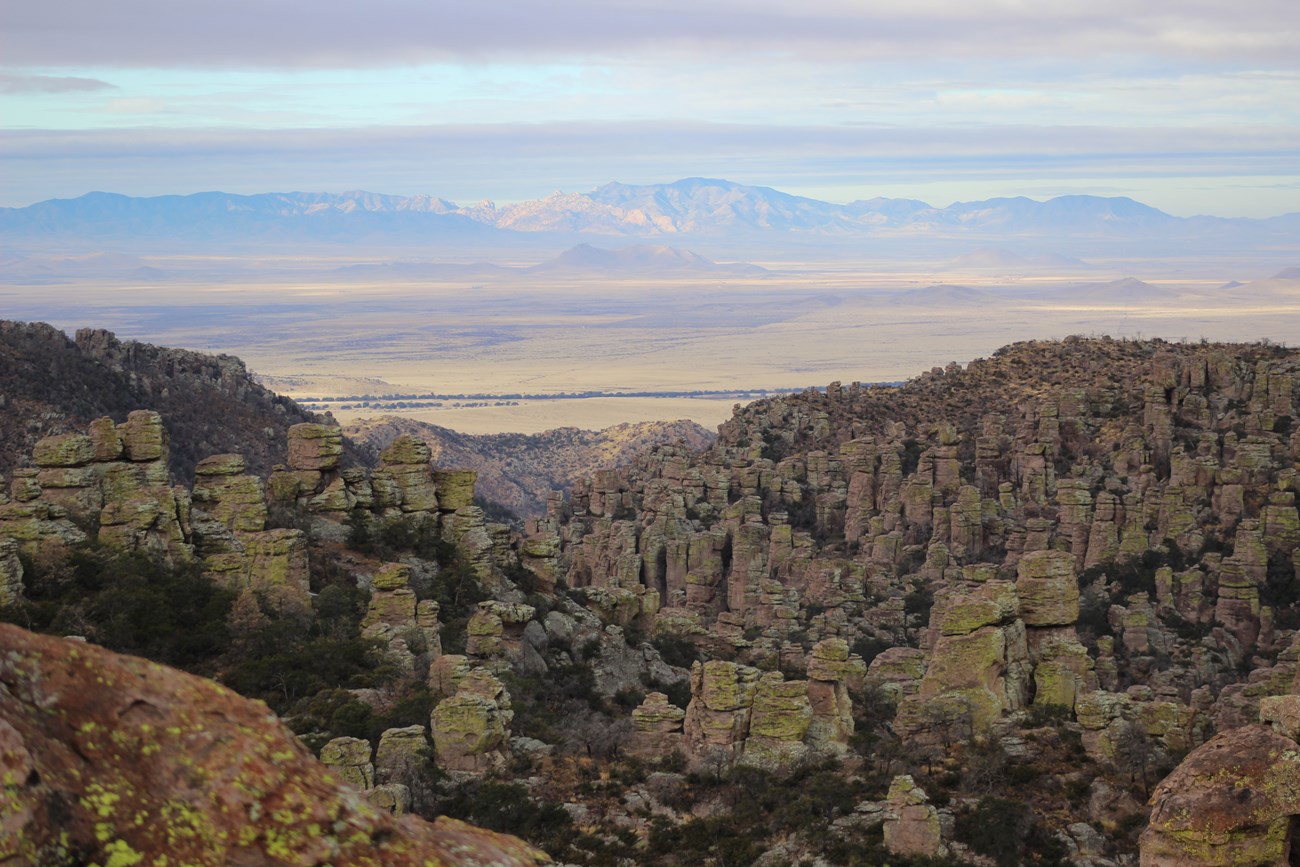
[{"x1": 6, "y1": 179, "x2": 1296, "y2": 249}]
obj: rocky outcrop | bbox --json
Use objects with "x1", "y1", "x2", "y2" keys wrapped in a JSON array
[
  {"x1": 538, "y1": 338, "x2": 1300, "y2": 764},
  {"x1": 4, "y1": 411, "x2": 191, "y2": 565},
  {"x1": 0, "y1": 623, "x2": 548, "y2": 865},
  {"x1": 430, "y1": 668, "x2": 515, "y2": 774},
  {"x1": 191, "y1": 450, "x2": 310, "y2": 601},
  {"x1": 882, "y1": 775, "x2": 945, "y2": 858},
  {"x1": 0, "y1": 322, "x2": 328, "y2": 483},
  {"x1": 1141, "y1": 724, "x2": 1300, "y2": 866},
  {"x1": 628, "y1": 691, "x2": 687, "y2": 759},
  {"x1": 681, "y1": 641, "x2": 862, "y2": 770},
  {"x1": 0, "y1": 536, "x2": 22, "y2": 606},
  {"x1": 345, "y1": 415, "x2": 715, "y2": 518}
]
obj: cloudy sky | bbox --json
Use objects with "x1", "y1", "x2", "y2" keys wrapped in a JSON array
[{"x1": 2, "y1": 0, "x2": 1298, "y2": 215}]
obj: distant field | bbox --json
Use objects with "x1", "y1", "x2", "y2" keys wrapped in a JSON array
[{"x1": 3, "y1": 258, "x2": 1297, "y2": 433}]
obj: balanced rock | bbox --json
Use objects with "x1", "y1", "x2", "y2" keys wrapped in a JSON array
[
  {"x1": 433, "y1": 469, "x2": 478, "y2": 512},
  {"x1": 120, "y1": 410, "x2": 167, "y2": 461},
  {"x1": 883, "y1": 775, "x2": 945, "y2": 858},
  {"x1": 32, "y1": 433, "x2": 95, "y2": 468},
  {"x1": 628, "y1": 691, "x2": 687, "y2": 759},
  {"x1": 287, "y1": 422, "x2": 344, "y2": 471}
]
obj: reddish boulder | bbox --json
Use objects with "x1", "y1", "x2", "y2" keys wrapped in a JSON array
[{"x1": 0, "y1": 623, "x2": 549, "y2": 866}]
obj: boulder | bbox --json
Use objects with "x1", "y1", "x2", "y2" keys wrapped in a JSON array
[
  {"x1": 430, "y1": 668, "x2": 514, "y2": 773},
  {"x1": 320, "y1": 736, "x2": 375, "y2": 790},
  {"x1": 1141, "y1": 725, "x2": 1300, "y2": 866},
  {"x1": 0, "y1": 623, "x2": 548, "y2": 866}
]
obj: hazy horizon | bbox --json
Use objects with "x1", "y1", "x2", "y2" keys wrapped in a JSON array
[
  {"x1": 3, "y1": 1, "x2": 1298, "y2": 217},
  {"x1": 6, "y1": 180, "x2": 1300, "y2": 221}
]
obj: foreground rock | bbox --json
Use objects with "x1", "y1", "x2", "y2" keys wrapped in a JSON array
[
  {"x1": 0, "y1": 623, "x2": 549, "y2": 866},
  {"x1": 1140, "y1": 724, "x2": 1300, "y2": 866}
]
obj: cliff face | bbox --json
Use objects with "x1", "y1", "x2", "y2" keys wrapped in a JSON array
[
  {"x1": 0, "y1": 321, "x2": 331, "y2": 482},
  {"x1": 0, "y1": 623, "x2": 548, "y2": 866},
  {"x1": 346, "y1": 416, "x2": 715, "y2": 518}
]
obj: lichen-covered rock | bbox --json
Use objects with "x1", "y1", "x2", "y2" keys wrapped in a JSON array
[
  {"x1": 883, "y1": 775, "x2": 945, "y2": 858},
  {"x1": 1016, "y1": 549, "x2": 1080, "y2": 626},
  {"x1": 867, "y1": 647, "x2": 927, "y2": 703},
  {"x1": 367, "y1": 783, "x2": 413, "y2": 817},
  {"x1": 120, "y1": 409, "x2": 166, "y2": 461},
  {"x1": 380, "y1": 436, "x2": 439, "y2": 513},
  {"x1": 1141, "y1": 725, "x2": 1300, "y2": 866},
  {"x1": 32, "y1": 433, "x2": 95, "y2": 468},
  {"x1": 428, "y1": 653, "x2": 472, "y2": 701},
  {"x1": 741, "y1": 672, "x2": 814, "y2": 769},
  {"x1": 430, "y1": 668, "x2": 514, "y2": 773},
  {"x1": 897, "y1": 619, "x2": 1031, "y2": 738},
  {"x1": 0, "y1": 623, "x2": 549, "y2": 866},
  {"x1": 0, "y1": 536, "x2": 22, "y2": 606},
  {"x1": 1259, "y1": 694, "x2": 1300, "y2": 741},
  {"x1": 433, "y1": 469, "x2": 478, "y2": 513},
  {"x1": 381, "y1": 435, "x2": 432, "y2": 466},
  {"x1": 287, "y1": 422, "x2": 344, "y2": 471},
  {"x1": 683, "y1": 660, "x2": 761, "y2": 759},
  {"x1": 375, "y1": 725, "x2": 429, "y2": 786},
  {"x1": 628, "y1": 691, "x2": 687, "y2": 759},
  {"x1": 320, "y1": 736, "x2": 376, "y2": 790}
]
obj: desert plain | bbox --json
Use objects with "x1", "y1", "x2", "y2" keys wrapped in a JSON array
[{"x1": 4, "y1": 252, "x2": 1298, "y2": 433}]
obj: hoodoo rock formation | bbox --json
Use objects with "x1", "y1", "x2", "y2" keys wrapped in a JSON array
[{"x1": 9, "y1": 331, "x2": 1300, "y2": 863}]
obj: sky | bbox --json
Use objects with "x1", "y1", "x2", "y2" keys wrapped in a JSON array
[{"x1": 2, "y1": 0, "x2": 1299, "y2": 216}]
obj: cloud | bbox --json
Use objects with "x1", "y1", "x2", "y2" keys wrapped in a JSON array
[
  {"x1": 1, "y1": 0, "x2": 1295, "y2": 70},
  {"x1": 0, "y1": 73, "x2": 115, "y2": 93}
]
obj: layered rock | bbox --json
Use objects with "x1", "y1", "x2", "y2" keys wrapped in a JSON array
[
  {"x1": 5, "y1": 411, "x2": 192, "y2": 564},
  {"x1": 628, "y1": 691, "x2": 687, "y2": 759},
  {"x1": 191, "y1": 450, "x2": 309, "y2": 602},
  {"x1": 882, "y1": 775, "x2": 945, "y2": 858}
]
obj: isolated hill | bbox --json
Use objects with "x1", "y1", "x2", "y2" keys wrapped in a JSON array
[
  {"x1": 887, "y1": 284, "x2": 997, "y2": 307},
  {"x1": 1214, "y1": 267, "x2": 1300, "y2": 299},
  {"x1": 0, "y1": 321, "x2": 336, "y2": 481},
  {"x1": 344, "y1": 415, "x2": 715, "y2": 518}
]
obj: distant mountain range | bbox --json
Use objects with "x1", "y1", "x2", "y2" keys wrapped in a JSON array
[{"x1": 4, "y1": 178, "x2": 1297, "y2": 253}]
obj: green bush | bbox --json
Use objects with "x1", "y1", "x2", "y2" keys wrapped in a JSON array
[{"x1": 5, "y1": 542, "x2": 234, "y2": 671}]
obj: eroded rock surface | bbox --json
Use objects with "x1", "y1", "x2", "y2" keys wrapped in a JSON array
[{"x1": 0, "y1": 623, "x2": 549, "y2": 865}]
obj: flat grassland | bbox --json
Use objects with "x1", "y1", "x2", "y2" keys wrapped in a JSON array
[{"x1": 4, "y1": 258, "x2": 1296, "y2": 433}]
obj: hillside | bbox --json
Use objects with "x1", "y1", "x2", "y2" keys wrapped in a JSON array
[
  {"x1": 0, "y1": 321, "x2": 336, "y2": 481},
  {"x1": 344, "y1": 415, "x2": 715, "y2": 518},
  {"x1": 7, "y1": 334, "x2": 1300, "y2": 864}
]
